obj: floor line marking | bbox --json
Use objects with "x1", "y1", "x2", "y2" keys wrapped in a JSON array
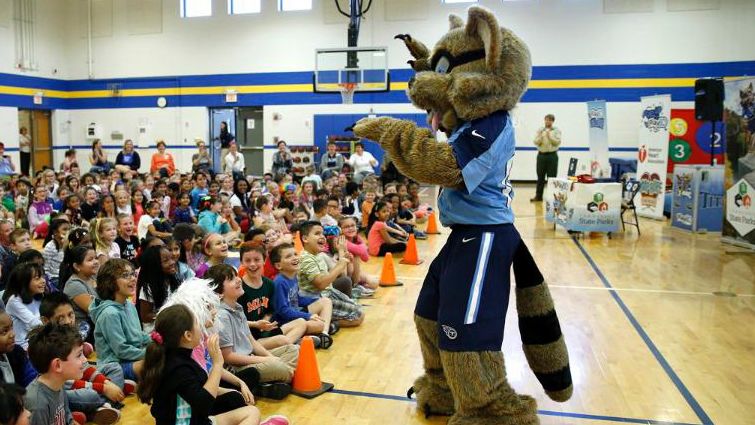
[
  {"x1": 571, "y1": 237, "x2": 713, "y2": 425},
  {"x1": 549, "y1": 284, "x2": 755, "y2": 298},
  {"x1": 329, "y1": 389, "x2": 699, "y2": 425}
]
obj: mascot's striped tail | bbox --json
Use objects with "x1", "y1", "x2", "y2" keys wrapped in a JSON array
[{"x1": 513, "y1": 240, "x2": 573, "y2": 402}]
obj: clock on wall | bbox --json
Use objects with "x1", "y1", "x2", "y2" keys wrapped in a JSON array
[{"x1": 156, "y1": 97, "x2": 167, "y2": 108}]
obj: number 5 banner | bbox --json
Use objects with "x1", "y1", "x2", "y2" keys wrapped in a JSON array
[
  {"x1": 667, "y1": 109, "x2": 725, "y2": 182},
  {"x1": 635, "y1": 95, "x2": 672, "y2": 219}
]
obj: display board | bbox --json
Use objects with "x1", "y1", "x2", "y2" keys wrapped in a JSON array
[
  {"x1": 667, "y1": 109, "x2": 725, "y2": 183},
  {"x1": 722, "y1": 77, "x2": 755, "y2": 249},
  {"x1": 587, "y1": 100, "x2": 610, "y2": 178},
  {"x1": 635, "y1": 94, "x2": 672, "y2": 220},
  {"x1": 544, "y1": 178, "x2": 622, "y2": 233}
]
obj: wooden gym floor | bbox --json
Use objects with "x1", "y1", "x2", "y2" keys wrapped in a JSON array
[{"x1": 116, "y1": 183, "x2": 754, "y2": 425}]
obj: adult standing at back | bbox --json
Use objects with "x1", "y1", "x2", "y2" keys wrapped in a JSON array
[
  {"x1": 192, "y1": 138, "x2": 212, "y2": 173},
  {"x1": 89, "y1": 139, "x2": 111, "y2": 174},
  {"x1": 271, "y1": 140, "x2": 293, "y2": 178},
  {"x1": 115, "y1": 139, "x2": 141, "y2": 178},
  {"x1": 18, "y1": 127, "x2": 31, "y2": 176},
  {"x1": 223, "y1": 142, "x2": 245, "y2": 180},
  {"x1": 219, "y1": 121, "x2": 234, "y2": 165},
  {"x1": 531, "y1": 114, "x2": 561, "y2": 202},
  {"x1": 348, "y1": 142, "x2": 378, "y2": 184},
  {"x1": 320, "y1": 141, "x2": 344, "y2": 180},
  {"x1": 150, "y1": 140, "x2": 175, "y2": 177}
]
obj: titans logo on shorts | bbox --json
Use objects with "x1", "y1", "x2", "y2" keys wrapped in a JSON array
[
  {"x1": 438, "y1": 109, "x2": 516, "y2": 227},
  {"x1": 415, "y1": 223, "x2": 520, "y2": 351}
]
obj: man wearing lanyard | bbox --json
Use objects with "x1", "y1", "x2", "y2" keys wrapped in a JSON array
[{"x1": 531, "y1": 114, "x2": 561, "y2": 202}]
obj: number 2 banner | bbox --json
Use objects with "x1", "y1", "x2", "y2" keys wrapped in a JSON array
[{"x1": 636, "y1": 94, "x2": 672, "y2": 220}]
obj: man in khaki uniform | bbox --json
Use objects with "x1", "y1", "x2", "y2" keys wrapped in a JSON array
[{"x1": 531, "y1": 114, "x2": 562, "y2": 201}]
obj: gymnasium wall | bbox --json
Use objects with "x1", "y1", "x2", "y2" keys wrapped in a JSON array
[{"x1": 0, "y1": 0, "x2": 753, "y2": 180}]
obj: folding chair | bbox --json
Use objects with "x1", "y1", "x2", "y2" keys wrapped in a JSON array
[{"x1": 621, "y1": 179, "x2": 641, "y2": 235}]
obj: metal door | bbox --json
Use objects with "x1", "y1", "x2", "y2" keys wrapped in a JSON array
[
  {"x1": 209, "y1": 108, "x2": 236, "y2": 174},
  {"x1": 236, "y1": 107, "x2": 264, "y2": 176}
]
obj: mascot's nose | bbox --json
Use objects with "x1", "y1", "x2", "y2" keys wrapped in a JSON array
[{"x1": 408, "y1": 76, "x2": 416, "y2": 89}]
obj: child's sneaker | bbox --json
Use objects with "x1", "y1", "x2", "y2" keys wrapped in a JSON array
[
  {"x1": 123, "y1": 379, "x2": 137, "y2": 395},
  {"x1": 92, "y1": 403, "x2": 120, "y2": 425},
  {"x1": 260, "y1": 416, "x2": 290, "y2": 425},
  {"x1": 252, "y1": 382, "x2": 292, "y2": 400},
  {"x1": 72, "y1": 411, "x2": 87, "y2": 425}
]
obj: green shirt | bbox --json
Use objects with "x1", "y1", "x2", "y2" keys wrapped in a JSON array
[
  {"x1": 298, "y1": 250, "x2": 329, "y2": 296},
  {"x1": 238, "y1": 276, "x2": 276, "y2": 322}
]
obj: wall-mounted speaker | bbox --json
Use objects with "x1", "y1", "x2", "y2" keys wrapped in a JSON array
[{"x1": 694, "y1": 78, "x2": 724, "y2": 121}]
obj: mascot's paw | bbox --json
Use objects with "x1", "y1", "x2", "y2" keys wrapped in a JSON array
[
  {"x1": 441, "y1": 351, "x2": 540, "y2": 425},
  {"x1": 351, "y1": 116, "x2": 397, "y2": 141},
  {"x1": 407, "y1": 72, "x2": 453, "y2": 114},
  {"x1": 408, "y1": 375, "x2": 455, "y2": 418}
]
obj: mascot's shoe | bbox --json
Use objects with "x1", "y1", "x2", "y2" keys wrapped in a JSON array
[
  {"x1": 409, "y1": 315, "x2": 455, "y2": 417},
  {"x1": 441, "y1": 350, "x2": 539, "y2": 425}
]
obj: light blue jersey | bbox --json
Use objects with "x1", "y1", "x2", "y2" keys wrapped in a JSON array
[{"x1": 438, "y1": 110, "x2": 515, "y2": 226}]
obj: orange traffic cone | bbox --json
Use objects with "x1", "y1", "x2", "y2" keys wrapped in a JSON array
[
  {"x1": 379, "y1": 253, "x2": 404, "y2": 287},
  {"x1": 294, "y1": 231, "x2": 304, "y2": 253},
  {"x1": 400, "y1": 234, "x2": 423, "y2": 265},
  {"x1": 425, "y1": 212, "x2": 441, "y2": 234},
  {"x1": 292, "y1": 336, "x2": 334, "y2": 399}
]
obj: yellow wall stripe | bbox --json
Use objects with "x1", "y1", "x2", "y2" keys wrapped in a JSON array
[{"x1": 0, "y1": 77, "x2": 710, "y2": 100}]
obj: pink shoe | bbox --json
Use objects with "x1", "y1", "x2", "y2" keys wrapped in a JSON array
[{"x1": 260, "y1": 415, "x2": 290, "y2": 425}]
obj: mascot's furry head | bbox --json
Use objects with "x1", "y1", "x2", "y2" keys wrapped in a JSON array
[{"x1": 397, "y1": 6, "x2": 531, "y2": 133}]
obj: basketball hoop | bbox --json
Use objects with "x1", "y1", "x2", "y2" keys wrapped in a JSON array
[{"x1": 339, "y1": 82, "x2": 357, "y2": 104}]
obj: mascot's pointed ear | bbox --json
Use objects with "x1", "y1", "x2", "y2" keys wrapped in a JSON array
[
  {"x1": 449, "y1": 14, "x2": 464, "y2": 30},
  {"x1": 465, "y1": 6, "x2": 501, "y2": 71}
]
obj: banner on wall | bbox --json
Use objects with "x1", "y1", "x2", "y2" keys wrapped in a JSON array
[
  {"x1": 587, "y1": 100, "x2": 610, "y2": 178},
  {"x1": 635, "y1": 94, "x2": 672, "y2": 220},
  {"x1": 667, "y1": 109, "x2": 725, "y2": 184},
  {"x1": 722, "y1": 77, "x2": 755, "y2": 249}
]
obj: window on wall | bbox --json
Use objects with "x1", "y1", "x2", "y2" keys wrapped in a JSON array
[
  {"x1": 180, "y1": 0, "x2": 212, "y2": 17},
  {"x1": 229, "y1": 0, "x2": 261, "y2": 14},
  {"x1": 279, "y1": 0, "x2": 312, "y2": 11},
  {"x1": 442, "y1": 0, "x2": 477, "y2": 3}
]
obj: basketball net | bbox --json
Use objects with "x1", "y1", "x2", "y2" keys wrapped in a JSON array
[{"x1": 339, "y1": 82, "x2": 357, "y2": 104}]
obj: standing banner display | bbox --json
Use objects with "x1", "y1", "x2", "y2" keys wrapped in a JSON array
[
  {"x1": 587, "y1": 100, "x2": 610, "y2": 178},
  {"x1": 635, "y1": 94, "x2": 672, "y2": 219},
  {"x1": 722, "y1": 77, "x2": 755, "y2": 249}
]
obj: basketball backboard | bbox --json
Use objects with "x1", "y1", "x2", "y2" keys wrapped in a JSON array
[{"x1": 313, "y1": 46, "x2": 390, "y2": 95}]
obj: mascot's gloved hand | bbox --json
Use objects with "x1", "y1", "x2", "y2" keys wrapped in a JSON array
[
  {"x1": 352, "y1": 116, "x2": 399, "y2": 142},
  {"x1": 353, "y1": 116, "x2": 464, "y2": 189}
]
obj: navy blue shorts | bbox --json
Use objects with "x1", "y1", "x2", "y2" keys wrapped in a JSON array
[{"x1": 415, "y1": 224, "x2": 520, "y2": 351}]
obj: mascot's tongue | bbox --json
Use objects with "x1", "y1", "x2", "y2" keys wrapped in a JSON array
[{"x1": 431, "y1": 111, "x2": 441, "y2": 132}]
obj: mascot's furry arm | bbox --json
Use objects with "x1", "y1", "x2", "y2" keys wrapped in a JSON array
[{"x1": 352, "y1": 117, "x2": 464, "y2": 189}]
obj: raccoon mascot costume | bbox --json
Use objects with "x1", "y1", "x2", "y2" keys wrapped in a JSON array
[{"x1": 352, "y1": 6, "x2": 573, "y2": 424}]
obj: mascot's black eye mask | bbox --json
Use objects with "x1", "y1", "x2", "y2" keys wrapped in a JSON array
[{"x1": 430, "y1": 49, "x2": 486, "y2": 74}]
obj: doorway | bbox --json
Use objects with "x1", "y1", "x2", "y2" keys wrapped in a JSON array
[
  {"x1": 208, "y1": 107, "x2": 264, "y2": 176},
  {"x1": 209, "y1": 108, "x2": 236, "y2": 174},
  {"x1": 18, "y1": 109, "x2": 53, "y2": 177},
  {"x1": 236, "y1": 107, "x2": 264, "y2": 176}
]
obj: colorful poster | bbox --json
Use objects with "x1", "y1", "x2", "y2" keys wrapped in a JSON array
[
  {"x1": 671, "y1": 166, "x2": 696, "y2": 231},
  {"x1": 544, "y1": 178, "x2": 572, "y2": 225},
  {"x1": 635, "y1": 94, "x2": 672, "y2": 220},
  {"x1": 722, "y1": 77, "x2": 755, "y2": 248},
  {"x1": 587, "y1": 100, "x2": 610, "y2": 178},
  {"x1": 544, "y1": 178, "x2": 621, "y2": 232},
  {"x1": 667, "y1": 109, "x2": 725, "y2": 184},
  {"x1": 567, "y1": 183, "x2": 622, "y2": 232}
]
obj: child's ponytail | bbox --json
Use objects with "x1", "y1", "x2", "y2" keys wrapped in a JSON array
[{"x1": 137, "y1": 304, "x2": 196, "y2": 404}]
